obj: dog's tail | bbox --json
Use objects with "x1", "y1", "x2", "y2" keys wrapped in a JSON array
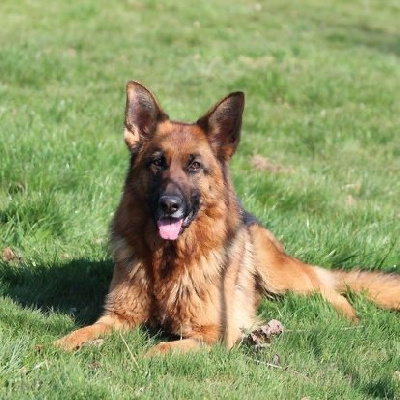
[
  {"x1": 251, "y1": 224, "x2": 400, "y2": 320},
  {"x1": 331, "y1": 269, "x2": 400, "y2": 311}
]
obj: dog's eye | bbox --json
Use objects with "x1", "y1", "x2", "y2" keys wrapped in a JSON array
[
  {"x1": 189, "y1": 161, "x2": 201, "y2": 172},
  {"x1": 152, "y1": 157, "x2": 164, "y2": 169}
]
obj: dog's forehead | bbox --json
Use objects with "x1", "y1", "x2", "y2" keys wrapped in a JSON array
[{"x1": 154, "y1": 120, "x2": 210, "y2": 155}]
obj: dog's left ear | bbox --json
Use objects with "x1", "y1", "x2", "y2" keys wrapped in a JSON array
[{"x1": 197, "y1": 92, "x2": 245, "y2": 160}]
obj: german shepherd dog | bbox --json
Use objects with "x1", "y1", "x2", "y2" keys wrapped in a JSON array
[{"x1": 57, "y1": 81, "x2": 400, "y2": 355}]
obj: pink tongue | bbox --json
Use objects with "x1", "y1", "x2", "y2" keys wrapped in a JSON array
[{"x1": 157, "y1": 218, "x2": 183, "y2": 240}]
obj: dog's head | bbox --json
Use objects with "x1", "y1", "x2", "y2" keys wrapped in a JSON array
[{"x1": 123, "y1": 81, "x2": 244, "y2": 240}]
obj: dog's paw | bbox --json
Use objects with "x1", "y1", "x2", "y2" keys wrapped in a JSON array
[
  {"x1": 144, "y1": 338, "x2": 205, "y2": 357},
  {"x1": 54, "y1": 327, "x2": 94, "y2": 351},
  {"x1": 54, "y1": 335, "x2": 82, "y2": 352},
  {"x1": 143, "y1": 342, "x2": 172, "y2": 357}
]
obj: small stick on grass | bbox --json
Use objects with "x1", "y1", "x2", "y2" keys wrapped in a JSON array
[{"x1": 119, "y1": 332, "x2": 142, "y2": 373}]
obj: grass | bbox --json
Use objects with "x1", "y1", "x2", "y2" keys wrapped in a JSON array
[{"x1": 1, "y1": 0, "x2": 399, "y2": 398}]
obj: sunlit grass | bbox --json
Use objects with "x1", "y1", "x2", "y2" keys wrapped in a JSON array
[{"x1": 0, "y1": 0, "x2": 399, "y2": 398}]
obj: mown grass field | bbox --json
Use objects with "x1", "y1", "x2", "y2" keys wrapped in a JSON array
[{"x1": 1, "y1": 0, "x2": 399, "y2": 398}]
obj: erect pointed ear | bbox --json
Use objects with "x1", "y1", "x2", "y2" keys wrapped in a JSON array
[
  {"x1": 123, "y1": 81, "x2": 168, "y2": 152},
  {"x1": 197, "y1": 92, "x2": 245, "y2": 160}
]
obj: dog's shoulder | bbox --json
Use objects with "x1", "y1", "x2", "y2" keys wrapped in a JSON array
[{"x1": 236, "y1": 198, "x2": 260, "y2": 227}]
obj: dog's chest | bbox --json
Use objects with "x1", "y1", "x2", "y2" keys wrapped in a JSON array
[{"x1": 149, "y1": 256, "x2": 222, "y2": 335}]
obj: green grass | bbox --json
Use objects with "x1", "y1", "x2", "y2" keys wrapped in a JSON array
[{"x1": 1, "y1": 0, "x2": 399, "y2": 398}]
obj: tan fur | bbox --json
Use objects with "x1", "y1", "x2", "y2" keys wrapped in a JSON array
[
  {"x1": 333, "y1": 270, "x2": 400, "y2": 310},
  {"x1": 56, "y1": 82, "x2": 399, "y2": 354}
]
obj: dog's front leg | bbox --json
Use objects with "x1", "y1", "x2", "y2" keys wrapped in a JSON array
[
  {"x1": 144, "y1": 324, "x2": 221, "y2": 356},
  {"x1": 144, "y1": 338, "x2": 208, "y2": 357},
  {"x1": 55, "y1": 312, "x2": 138, "y2": 351}
]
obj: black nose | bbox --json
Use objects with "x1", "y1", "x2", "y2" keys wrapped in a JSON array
[{"x1": 158, "y1": 195, "x2": 183, "y2": 216}]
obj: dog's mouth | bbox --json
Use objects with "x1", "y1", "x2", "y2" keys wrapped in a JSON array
[
  {"x1": 153, "y1": 189, "x2": 200, "y2": 241},
  {"x1": 157, "y1": 218, "x2": 183, "y2": 240},
  {"x1": 156, "y1": 209, "x2": 198, "y2": 241}
]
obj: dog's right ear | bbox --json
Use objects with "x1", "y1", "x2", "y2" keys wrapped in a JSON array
[{"x1": 124, "y1": 81, "x2": 168, "y2": 152}]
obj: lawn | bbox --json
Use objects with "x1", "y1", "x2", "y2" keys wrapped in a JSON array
[{"x1": 0, "y1": 0, "x2": 399, "y2": 398}]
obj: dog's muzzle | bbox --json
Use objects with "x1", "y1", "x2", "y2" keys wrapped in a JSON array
[{"x1": 154, "y1": 191, "x2": 200, "y2": 241}]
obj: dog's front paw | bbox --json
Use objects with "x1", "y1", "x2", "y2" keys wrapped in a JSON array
[
  {"x1": 55, "y1": 325, "x2": 100, "y2": 351},
  {"x1": 54, "y1": 332, "x2": 84, "y2": 351},
  {"x1": 144, "y1": 338, "x2": 205, "y2": 357},
  {"x1": 144, "y1": 342, "x2": 172, "y2": 357}
]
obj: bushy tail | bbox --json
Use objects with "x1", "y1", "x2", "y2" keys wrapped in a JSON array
[
  {"x1": 332, "y1": 269, "x2": 400, "y2": 311},
  {"x1": 251, "y1": 224, "x2": 399, "y2": 319}
]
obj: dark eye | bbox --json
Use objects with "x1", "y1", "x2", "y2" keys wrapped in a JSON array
[
  {"x1": 151, "y1": 157, "x2": 164, "y2": 170},
  {"x1": 189, "y1": 161, "x2": 201, "y2": 172}
]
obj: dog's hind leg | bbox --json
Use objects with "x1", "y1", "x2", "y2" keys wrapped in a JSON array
[{"x1": 251, "y1": 225, "x2": 358, "y2": 320}]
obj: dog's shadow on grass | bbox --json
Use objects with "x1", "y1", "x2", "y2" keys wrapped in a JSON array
[{"x1": 0, "y1": 257, "x2": 113, "y2": 325}]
